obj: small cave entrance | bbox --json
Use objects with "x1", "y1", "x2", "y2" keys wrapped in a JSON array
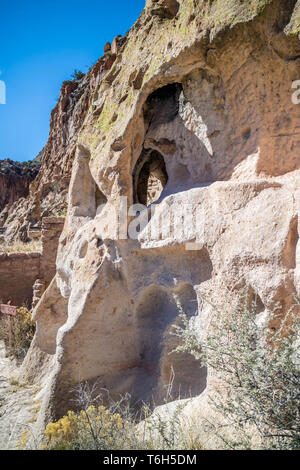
[
  {"x1": 133, "y1": 149, "x2": 168, "y2": 206},
  {"x1": 143, "y1": 82, "x2": 183, "y2": 127},
  {"x1": 244, "y1": 286, "x2": 265, "y2": 316},
  {"x1": 132, "y1": 82, "x2": 183, "y2": 206}
]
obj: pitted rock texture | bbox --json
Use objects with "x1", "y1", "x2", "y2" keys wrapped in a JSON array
[{"x1": 17, "y1": 0, "x2": 300, "y2": 445}]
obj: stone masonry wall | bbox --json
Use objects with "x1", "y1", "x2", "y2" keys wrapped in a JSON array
[
  {"x1": 0, "y1": 217, "x2": 65, "y2": 308},
  {"x1": 0, "y1": 252, "x2": 41, "y2": 306}
]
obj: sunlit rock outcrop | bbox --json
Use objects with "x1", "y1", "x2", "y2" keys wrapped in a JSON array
[{"x1": 17, "y1": 0, "x2": 300, "y2": 447}]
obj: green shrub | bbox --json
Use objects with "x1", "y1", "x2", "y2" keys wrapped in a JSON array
[
  {"x1": 174, "y1": 292, "x2": 300, "y2": 450},
  {"x1": 71, "y1": 69, "x2": 85, "y2": 81},
  {"x1": 0, "y1": 306, "x2": 35, "y2": 360}
]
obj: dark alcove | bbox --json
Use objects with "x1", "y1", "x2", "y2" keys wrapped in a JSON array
[{"x1": 133, "y1": 149, "x2": 168, "y2": 206}]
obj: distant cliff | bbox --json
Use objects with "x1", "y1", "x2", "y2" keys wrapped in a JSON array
[{"x1": 0, "y1": 159, "x2": 40, "y2": 213}]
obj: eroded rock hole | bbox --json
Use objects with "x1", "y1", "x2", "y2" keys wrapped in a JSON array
[
  {"x1": 144, "y1": 82, "x2": 182, "y2": 127},
  {"x1": 136, "y1": 284, "x2": 207, "y2": 404},
  {"x1": 132, "y1": 82, "x2": 184, "y2": 206},
  {"x1": 250, "y1": 292, "x2": 265, "y2": 315},
  {"x1": 79, "y1": 241, "x2": 88, "y2": 259},
  {"x1": 133, "y1": 149, "x2": 168, "y2": 206},
  {"x1": 246, "y1": 287, "x2": 265, "y2": 315}
]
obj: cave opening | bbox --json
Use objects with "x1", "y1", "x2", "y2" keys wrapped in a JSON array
[
  {"x1": 143, "y1": 82, "x2": 183, "y2": 126},
  {"x1": 133, "y1": 149, "x2": 168, "y2": 206},
  {"x1": 132, "y1": 82, "x2": 183, "y2": 206}
]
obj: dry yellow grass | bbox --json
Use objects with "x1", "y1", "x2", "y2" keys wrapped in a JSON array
[{"x1": 0, "y1": 240, "x2": 42, "y2": 253}]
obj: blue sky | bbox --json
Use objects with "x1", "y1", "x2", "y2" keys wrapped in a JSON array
[{"x1": 0, "y1": 0, "x2": 145, "y2": 162}]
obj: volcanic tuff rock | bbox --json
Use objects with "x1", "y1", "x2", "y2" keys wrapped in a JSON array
[{"x1": 8, "y1": 0, "x2": 300, "y2": 447}]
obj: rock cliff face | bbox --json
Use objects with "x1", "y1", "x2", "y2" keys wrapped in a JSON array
[
  {"x1": 0, "y1": 159, "x2": 40, "y2": 213},
  {"x1": 0, "y1": 77, "x2": 86, "y2": 241},
  {"x1": 17, "y1": 0, "x2": 300, "y2": 445},
  {"x1": 0, "y1": 42, "x2": 124, "y2": 242}
]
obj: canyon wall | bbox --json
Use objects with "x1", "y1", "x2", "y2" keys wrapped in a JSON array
[
  {"x1": 0, "y1": 159, "x2": 40, "y2": 213},
  {"x1": 0, "y1": 38, "x2": 127, "y2": 243},
  {"x1": 16, "y1": 0, "x2": 300, "y2": 446}
]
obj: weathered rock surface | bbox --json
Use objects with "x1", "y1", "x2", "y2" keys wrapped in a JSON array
[
  {"x1": 10, "y1": 0, "x2": 300, "y2": 447},
  {"x1": 0, "y1": 159, "x2": 40, "y2": 213}
]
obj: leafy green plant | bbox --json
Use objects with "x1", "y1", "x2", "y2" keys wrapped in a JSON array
[
  {"x1": 71, "y1": 69, "x2": 85, "y2": 81},
  {"x1": 57, "y1": 208, "x2": 67, "y2": 218}
]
